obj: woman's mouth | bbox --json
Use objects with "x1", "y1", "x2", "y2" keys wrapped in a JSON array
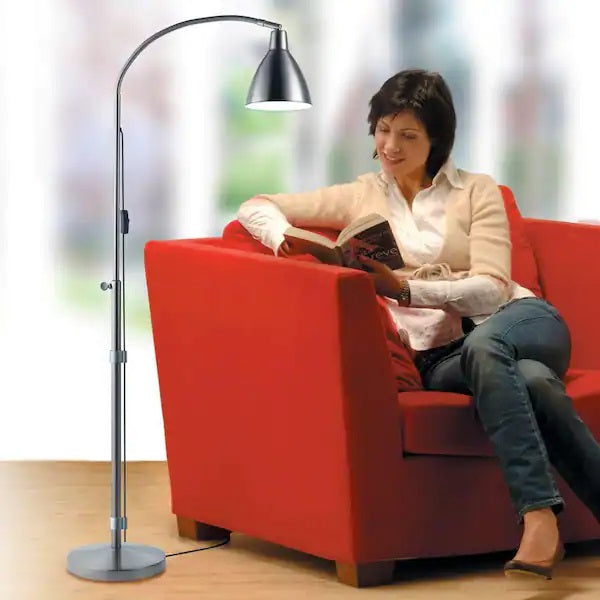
[{"x1": 383, "y1": 154, "x2": 404, "y2": 165}]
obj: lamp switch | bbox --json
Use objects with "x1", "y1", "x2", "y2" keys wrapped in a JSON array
[{"x1": 121, "y1": 209, "x2": 130, "y2": 234}]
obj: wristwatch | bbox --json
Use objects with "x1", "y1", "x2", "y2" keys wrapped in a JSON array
[{"x1": 396, "y1": 280, "x2": 411, "y2": 306}]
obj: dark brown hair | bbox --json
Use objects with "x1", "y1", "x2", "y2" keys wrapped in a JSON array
[{"x1": 368, "y1": 69, "x2": 456, "y2": 178}]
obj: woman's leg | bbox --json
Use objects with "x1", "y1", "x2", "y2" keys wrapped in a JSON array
[
  {"x1": 415, "y1": 337, "x2": 469, "y2": 394},
  {"x1": 458, "y1": 298, "x2": 573, "y2": 565},
  {"x1": 517, "y1": 358, "x2": 600, "y2": 521},
  {"x1": 459, "y1": 298, "x2": 571, "y2": 521},
  {"x1": 421, "y1": 350, "x2": 600, "y2": 522},
  {"x1": 419, "y1": 298, "x2": 600, "y2": 564}
]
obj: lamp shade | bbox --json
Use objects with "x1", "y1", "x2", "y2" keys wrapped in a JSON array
[{"x1": 246, "y1": 29, "x2": 311, "y2": 110}]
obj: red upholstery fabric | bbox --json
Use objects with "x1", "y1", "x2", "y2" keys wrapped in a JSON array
[
  {"x1": 525, "y1": 218, "x2": 600, "y2": 371},
  {"x1": 499, "y1": 185, "x2": 543, "y2": 297},
  {"x1": 399, "y1": 391, "x2": 494, "y2": 457},
  {"x1": 144, "y1": 189, "x2": 600, "y2": 570},
  {"x1": 375, "y1": 297, "x2": 423, "y2": 391}
]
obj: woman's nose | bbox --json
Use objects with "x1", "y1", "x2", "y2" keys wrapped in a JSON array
[{"x1": 385, "y1": 141, "x2": 402, "y2": 155}]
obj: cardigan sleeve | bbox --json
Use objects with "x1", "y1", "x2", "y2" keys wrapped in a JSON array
[
  {"x1": 404, "y1": 174, "x2": 511, "y2": 313},
  {"x1": 237, "y1": 179, "x2": 361, "y2": 254},
  {"x1": 467, "y1": 174, "x2": 511, "y2": 285}
]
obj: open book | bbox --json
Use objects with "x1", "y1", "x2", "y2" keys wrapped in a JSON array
[{"x1": 283, "y1": 213, "x2": 404, "y2": 270}]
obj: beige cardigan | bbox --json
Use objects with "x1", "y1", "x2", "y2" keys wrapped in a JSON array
[{"x1": 251, "y1": 170, "x2": 511, "y2": 286}]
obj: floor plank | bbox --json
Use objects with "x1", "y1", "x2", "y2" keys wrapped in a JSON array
[{"x1": 1, "y1": 461, "x2": 599, "y2": 599}]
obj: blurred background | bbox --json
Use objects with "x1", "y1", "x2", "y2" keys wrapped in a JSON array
[{"x1": 0, "y1": 0, "x2": 596, "y2": 460}]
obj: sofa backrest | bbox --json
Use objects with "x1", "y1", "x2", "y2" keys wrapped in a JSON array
[
  {"x1": 524, "y1": 218, "x2": 600, "y2": 370},
  {"x1": 498, "y1": 185, "x2": 543, "y2": 297}
]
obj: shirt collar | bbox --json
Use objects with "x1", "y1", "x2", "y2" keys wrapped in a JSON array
[{"x1": 376, "y1": 157, "x2": 464, "y2": 190}]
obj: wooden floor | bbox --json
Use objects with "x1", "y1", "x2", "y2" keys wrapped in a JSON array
[{"x1": 2, "y1": 461, "x2": 599, "y2": 599}]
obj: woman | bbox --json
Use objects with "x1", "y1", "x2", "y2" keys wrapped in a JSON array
[{"x1": 237, "y1": 69, "x2": 600, "y2": 579}]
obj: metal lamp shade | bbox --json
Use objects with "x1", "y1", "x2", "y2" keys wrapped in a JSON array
[{"x1": 246, "y1": 30, "x2": 311, "y2": 111}]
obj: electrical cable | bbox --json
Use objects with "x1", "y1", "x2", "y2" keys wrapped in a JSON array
[{"x1": 166, "y1": 539, "x2": 230, "y2": 558}]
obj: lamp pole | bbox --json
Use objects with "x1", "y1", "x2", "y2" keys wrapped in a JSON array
[{"x1": 67, "y1": 15, "x2": 310, "y2": 582}]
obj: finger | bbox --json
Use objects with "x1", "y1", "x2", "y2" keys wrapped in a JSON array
[
  {"x1": 358, "y1": 255, "x2": 384, "y2": 270},
  {"x1": 357, "y1": 255, "x2": 378, "y2": 264}
]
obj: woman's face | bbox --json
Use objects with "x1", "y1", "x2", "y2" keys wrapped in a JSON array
[{"x1": 374, "y1": 110, "x2": 431, "y2": 180}]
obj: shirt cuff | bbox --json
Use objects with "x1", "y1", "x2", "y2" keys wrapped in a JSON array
[{"x1": 405, "y1": 279, "x2": 450, "y2": 308}]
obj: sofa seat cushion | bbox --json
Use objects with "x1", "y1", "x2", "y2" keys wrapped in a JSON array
[{"x1": 399, "y1": 369, "x2": 600, "y2": 457}]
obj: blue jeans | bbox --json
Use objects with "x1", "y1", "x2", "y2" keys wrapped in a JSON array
[{"x1": 415, "y1": 297, "x2": 600, "y2": 522}]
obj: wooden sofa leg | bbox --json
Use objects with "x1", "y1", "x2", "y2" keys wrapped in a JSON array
[
  {"x1": 335, "y1": 561, "x2": 395, "y2": 587},
  {"x1": 176, "y1": 516, "x2": 231, "y2": 541}
]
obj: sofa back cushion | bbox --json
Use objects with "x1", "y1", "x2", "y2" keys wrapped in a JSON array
[{"x1": 498, "y1": 185, "x2": 543, "y2": 298}]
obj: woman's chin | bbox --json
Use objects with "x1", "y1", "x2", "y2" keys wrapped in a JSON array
[{"x1": 381, "y1": 162, "x2": 405, "y2": 177}]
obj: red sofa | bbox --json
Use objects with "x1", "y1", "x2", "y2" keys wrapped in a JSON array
[{"x1": 144, "y1": 187, "x2": 600, "y2": 587}]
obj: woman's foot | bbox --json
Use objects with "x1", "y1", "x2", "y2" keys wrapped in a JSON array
[
  {"x1": 504, "y1": 507, "x2": 564, "y2": 579},
  {"x1": 513, "y1": 507, "x2": 560, "y2": 564}
]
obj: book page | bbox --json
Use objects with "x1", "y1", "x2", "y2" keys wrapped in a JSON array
[
  {"x1": 283, "y1": 229, "x2": 342, "y2": 265},
  {"x1": 336, "y1": 213, "x2": 386, "y2": 246},
  {"x1": 284, "y1": 226, "x2": 337, "y2": 248}
]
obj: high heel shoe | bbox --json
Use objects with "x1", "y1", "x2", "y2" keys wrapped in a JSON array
[{"x1": 504, "y1": 542, "x2": 565, "y2": 580}]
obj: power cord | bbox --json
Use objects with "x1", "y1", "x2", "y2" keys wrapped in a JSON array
[{"x1": 166, "y1": 538, "x2": 230, "y2": 558}]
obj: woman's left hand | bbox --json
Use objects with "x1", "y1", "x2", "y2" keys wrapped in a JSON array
[{"x1": 357, "y1": 255, "x2": 406, "y2": 300}]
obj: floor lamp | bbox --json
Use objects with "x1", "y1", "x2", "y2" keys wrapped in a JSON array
[{"x1": 66, "y1": 14, "x2": 311, "y2": 582}]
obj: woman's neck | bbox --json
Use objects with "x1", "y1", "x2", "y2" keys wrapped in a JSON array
[{"x1": 394, "y1": 169, "x2": 432, "y2": 206}]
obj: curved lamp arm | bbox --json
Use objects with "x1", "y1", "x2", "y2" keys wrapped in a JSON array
[{"x1": 117, "y1": 15, "x2": 282, "y2": 91}]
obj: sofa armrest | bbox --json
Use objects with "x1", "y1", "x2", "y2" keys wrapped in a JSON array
[
  {"x1": 144, "y1": 240, "x2": 404, "y2": 561},
  {"x1": 524, "y1": 218, "x2": 600, "y2": 369}
]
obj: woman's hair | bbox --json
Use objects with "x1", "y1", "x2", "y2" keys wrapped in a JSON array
[{"x1": 368, "y1": 69, "x2": 456, "y2": 178}]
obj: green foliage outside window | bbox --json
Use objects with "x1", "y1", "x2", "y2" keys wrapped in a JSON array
[{"x1": 218, "y1": 66, "x2": 290, "y2": 212}]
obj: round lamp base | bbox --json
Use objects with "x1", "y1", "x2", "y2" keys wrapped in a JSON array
[{"x1": 67, "y1": 542, "x2": 166, "y2": 582}]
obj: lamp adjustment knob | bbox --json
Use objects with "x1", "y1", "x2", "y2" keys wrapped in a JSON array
[{"x1": 100, "y1": 282, "x2": 113, "y2": 291}]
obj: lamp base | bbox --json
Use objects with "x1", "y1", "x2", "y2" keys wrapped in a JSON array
[{"x1": 67, "y1": 542, "x2": 166, "y2": 582}]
